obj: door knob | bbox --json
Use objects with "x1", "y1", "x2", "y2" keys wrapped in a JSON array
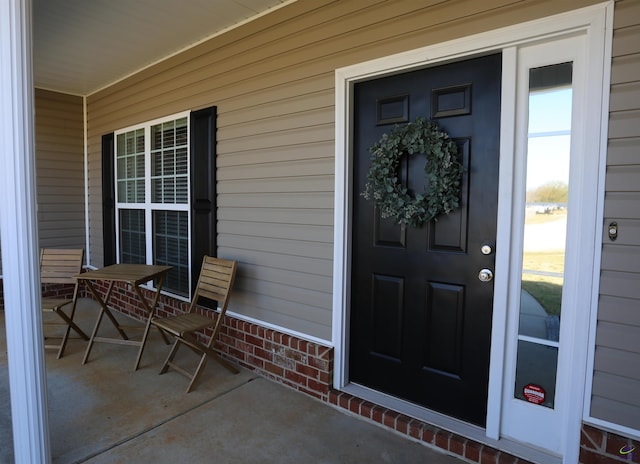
[{"x1": 478, "y1": 269, "x2": 494, "y2": 282}]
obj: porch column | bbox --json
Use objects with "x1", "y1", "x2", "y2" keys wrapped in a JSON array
[{"x1": 0, "y1": 0, "x2": 52, "y2": 463}]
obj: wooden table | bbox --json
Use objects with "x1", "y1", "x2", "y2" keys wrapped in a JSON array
[{"x1": 76, "y1": 264, "x2": 172, "y2": 371}]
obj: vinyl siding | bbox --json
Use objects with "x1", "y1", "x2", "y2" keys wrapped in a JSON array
[
  {"x1": 0, "y1": 90, "x2": 85, "y2": 274},
  {"x1": 86, "y1": 0, "x2": 602, "y2": 340},
  {"x1": 35, "y1": 89, "x2": 86, "y2": 250},
  {"x1": 591, "y1": 0, "x2": 640, "y2": 431}
]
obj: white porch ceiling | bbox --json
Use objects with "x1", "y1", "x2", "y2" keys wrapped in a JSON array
[{"x1": 33, "y1": 0, "x2": 294, "y2": 96}]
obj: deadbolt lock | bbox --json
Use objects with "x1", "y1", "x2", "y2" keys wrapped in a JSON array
[{"x1": 481, "y1": 244, "x2": 493, "y2": 255}]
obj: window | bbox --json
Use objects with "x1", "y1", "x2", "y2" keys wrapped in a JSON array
[
  {"x1": 514, "y1": 63, "x2": 573, "y2": 409},
  {"x1": 114, "y1": 114, "x2": 191, "y2": 297},
  {"x1": 104, "y1": 107, "x2": 217, "y2": 301}
]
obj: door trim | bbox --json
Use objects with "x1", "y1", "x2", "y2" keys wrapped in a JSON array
[{"x1": 332, "y1": 3, "x2": 612, "y2": 463}]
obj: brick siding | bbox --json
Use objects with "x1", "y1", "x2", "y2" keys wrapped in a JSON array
[
  {"x1": 0, "y1": 279, "x2": 73, "y2": 310},
  {"x1": 580, "y1": 424, "x2": 640, "y2": 463},
  {"x1": 90, "y1": 280, "x2": 334, "y2": 402},
  {"x1": 328, "y1": 390, "x2": 535, "y2": 464},
  {"x1": 42, "y1": 282, "x2": 76, "y2": 299}
]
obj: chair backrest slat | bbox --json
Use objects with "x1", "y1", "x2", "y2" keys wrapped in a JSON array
[
  {"x1": 40, "y1": 248, "x2": 85, "y2": 285},
  {"x1": 192, "y1": 256, "x2": 236, "y2": 310}
]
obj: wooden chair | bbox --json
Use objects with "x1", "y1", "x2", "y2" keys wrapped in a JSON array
[
  {"x1": 153, "y1": 256, "x2": 239, "y2": 392},
  {"x1": 40, "y1": 248, "x2": 88, "y2": 358}
]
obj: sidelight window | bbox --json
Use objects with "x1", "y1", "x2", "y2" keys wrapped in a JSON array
[{"x1": 514, "y1": 63, "x2": 573, "y2": 409}]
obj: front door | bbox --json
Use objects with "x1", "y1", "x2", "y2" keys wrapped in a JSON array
[{"x1": 350, "y1": 53, "x2": 502, "y2": 426}]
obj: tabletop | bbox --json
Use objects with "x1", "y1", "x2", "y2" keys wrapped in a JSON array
[{"x1": 75, "y1": 263, "x2": 172, "y2": 285}]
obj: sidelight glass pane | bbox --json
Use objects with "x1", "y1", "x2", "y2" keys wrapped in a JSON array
[
  {"x1": 514, "y1": 341, "x2": 558, "y2": 408},
  {"x1": 514, "y1": 62, "x2": 572, "y2": 409}
]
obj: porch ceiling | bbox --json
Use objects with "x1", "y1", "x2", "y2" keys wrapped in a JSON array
[{"x1": 33, "y1": 0, "x2": 294, "y2": 96}]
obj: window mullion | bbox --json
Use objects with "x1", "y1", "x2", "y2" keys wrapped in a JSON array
[{"x1": 145, "y1": 126, "x2": 153, "y2": 265}]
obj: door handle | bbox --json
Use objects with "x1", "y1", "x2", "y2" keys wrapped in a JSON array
[{"x1": 478, "y1": 269, "x2": 494, "y2": 282}]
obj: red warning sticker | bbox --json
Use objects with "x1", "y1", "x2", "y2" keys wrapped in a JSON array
[{"x1": 523, "y1": 384, "x2": 546, "y2": 404}]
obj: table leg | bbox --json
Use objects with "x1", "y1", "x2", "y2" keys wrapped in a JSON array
[{"x1": 82, "y1": 281, "x2": 129, "y2": 365}]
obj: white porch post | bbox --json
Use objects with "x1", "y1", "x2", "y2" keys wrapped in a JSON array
[{"x1": 0, "y1": 0, "x2": 52, "y2": 463}]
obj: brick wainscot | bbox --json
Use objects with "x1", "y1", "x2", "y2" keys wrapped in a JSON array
[{"x1": 580, "y1": 424, "x2": 640, "y2": 463}]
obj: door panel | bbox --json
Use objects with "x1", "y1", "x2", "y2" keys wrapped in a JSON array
[
  {"x1": 350, "y1": 53, "x2": 502, "y2": 426},
  {"x1": 424, "y1": 282, "x2": 465, "y2": 377},
  {"x1": 431, "y1": 138, "x2": 470, "y2": 252},
  {"x1": 371, "y1": 274, "x2": 404, "y2": 360}
]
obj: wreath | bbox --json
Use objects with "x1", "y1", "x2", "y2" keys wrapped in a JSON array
[{"x1": 362, "y1": 117, "x2": 463, "y2": 227}]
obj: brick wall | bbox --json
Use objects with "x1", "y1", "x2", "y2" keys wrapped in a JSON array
[
  {"x1": 42, "y1": 283, "x2": 76, "y2": 299},
  {"x1": 0, "y1": 280, "x2": 73, "y2": 311},
  {"x1": 328, "y1": 390, "x2": 536, "y2": 464},
  {"x1": 91, "y1": 281, "x2": 334, "y2": 401},
  {"x1": 218, "y1": 317, "x2": 333, "y2": 401},
  {"x1": 580, "y1": 424, "x2": 640, "y2": 463}
]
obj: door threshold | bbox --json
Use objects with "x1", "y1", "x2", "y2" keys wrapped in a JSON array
[{"x1": 342, "y1": 383, "x2": 562, "y2": 464}]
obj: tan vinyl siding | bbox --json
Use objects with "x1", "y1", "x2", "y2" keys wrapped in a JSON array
[
  {"x1": 591, "y1": 0, "x2": 640, "y2": 431},
  {"x1": 35, "y1": 89, "x2": 85, "y2": 250},
  {"x1": 86, "y1": 0, "x2": 602, "y2": 340},
  {"x1": 0, "y1": 90, "x2": 85, "y2": 274}
]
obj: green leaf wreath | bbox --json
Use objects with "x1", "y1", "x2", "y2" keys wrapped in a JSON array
[{"x1": 362, "y1": 117, "x2": 463, "y2": 227}]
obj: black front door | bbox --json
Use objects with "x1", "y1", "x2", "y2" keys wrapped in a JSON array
[{"x1": 350, "y1": 53, "x2": 502, "y2": 426}]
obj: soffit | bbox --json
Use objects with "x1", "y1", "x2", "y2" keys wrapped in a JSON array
[{"x1": 33, "y1": 0, "x2": 293, "y2": 96}]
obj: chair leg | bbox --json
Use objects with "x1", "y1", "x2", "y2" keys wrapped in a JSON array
[
  {"x1": 160, "y1": 338, "x2": 181, "y2": 375},
  {"x1": 160, "y1": 332, "x2": 239, "y2": 392},
  {"x1": 186, "y1": 353, "x2": 208, "y2": 393},
  {"x1": 185, "y1": 334, "x2": 239, "y2": 374},
  {"x1": 198, "y1": 337, "x2": 240, "y2": 375},
  {"x1": 57, "y1": 322, "x2": 72, "y2": 359}
]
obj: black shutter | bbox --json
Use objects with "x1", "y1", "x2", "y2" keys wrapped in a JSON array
[
  {"x1": 102, "y1": 133, "x2": 116, "y2": 266},
  {"x1": 190, "y1": 106, "x2": 217, "y2": 295}
]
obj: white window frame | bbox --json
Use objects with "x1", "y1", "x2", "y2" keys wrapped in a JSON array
[{"x1": 114, "y1": 111, "x2": 192, "y2": 299}]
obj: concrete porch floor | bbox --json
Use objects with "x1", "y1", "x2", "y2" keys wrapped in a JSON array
[{"x1": 0, "y1": 299, "x2": 464, "y2": 463}]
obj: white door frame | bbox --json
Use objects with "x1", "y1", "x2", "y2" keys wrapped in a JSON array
[{"x1": 332, "y1": 3, "x2": 612, "y2": 463}]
